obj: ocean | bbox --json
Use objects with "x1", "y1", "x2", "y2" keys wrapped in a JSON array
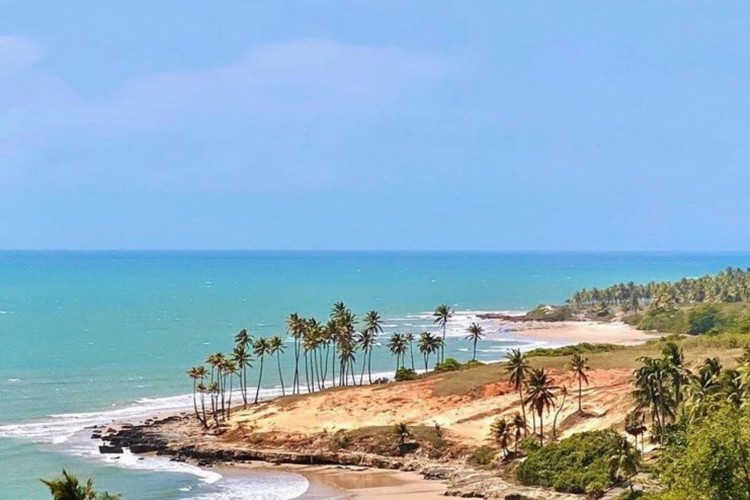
[{"x1": 1, "y1": 251, "x2": 748, "y2": 499}]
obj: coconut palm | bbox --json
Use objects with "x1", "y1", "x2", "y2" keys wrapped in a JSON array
[
  {"x1": 359, "y1": 310, "x2": 383, "y2": 384},
  {"x1": 222, "y1": 358, "x2": 238, "y2": 418},
  {"x1": 511, "y1": 412, "x2": 526, "y2": 453},
  {"x1": 662, "y1": 342, "x2": 688, "y2": 412},
  {"x1": 625, "y1": 410, "x2": 647, "y2": 452},
  {"x1": 490, "y1": 417, "x2": 511, "y2": 458},
  {"x1": 551, "y1": 385, "x2": 569, "y2": 440},
  {"x1": 607, "y1": 437, "x2": 641, "y2": 492},
  {"x1": 394, "y1": 422, "x2": 411, "y2": 446},
  {"x1": 187, "y1": 366, "x2": 206, "y2": 424},
  {"x1": 505, "y1": 348, "x2": 530, "y2": 435},
  {"x1": 432, "y1": 304, "x2": 453, "y2": 363},
  {"x1": 287, "y1": 313, "x2": 305, "y2": 394},
  {"x1": 268, "y1": 336, "x2": 286, "y2": 396},
  {"x1": 406, "y1": 332, "x2": 416, "y2": 370},
  {"x1": 232, "y1": 344, "x2": 252, "y2": 408},
  {"x1": 633, "y1": 357, "x2": 674, "y2": 442},
  {"x1": 41, "y1": 469, "x2": 120, "y2": 500},
  {"x1": 569, "y1": 353, "x2": 590, "y2": 412},
  {"x1": 252, "y1": 338, "x2": 271, "y2": 404},
  {"x1": 524, "y1": 368, "x2": 557, "y2": 446},
  {"x1": 465, "y1": 323, "x2": 484, "y2": 361},
  {"x1": 388, "y1": 333, "x2": 409, "y2": 372}
]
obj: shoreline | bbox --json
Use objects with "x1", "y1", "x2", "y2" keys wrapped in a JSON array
[{"x1": 88, "y1": 318, "x2": 654, "y2": 499}]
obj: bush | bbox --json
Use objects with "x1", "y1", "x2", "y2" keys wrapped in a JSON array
[
  {"x1": 468, "y1": 446, "x2": 497, "y2": 466},
  {"x1": 435, "y1": 358, "x2": 462, "y2": 372},
  {"x1": 518, "y1": 436, "x2": 541, "y2": 454},
  {"x1": 585, "y1": 480, "x2": 606, "y2": 499},
  {"x1": 394, "y1": 367, "x2": 417, "y2": 381},
  {"x1": 516, "y1": 430, "x2": 620, "y2": 493},
  {"x1": 462, "y1": 360, "x2": 484, "y2": 369},
  {"x1": 372, "y1": 377, "x2": 389, "y2": 384},
  {"x1": 686, "y1": 305, "x2": 721, "y2": 334}
]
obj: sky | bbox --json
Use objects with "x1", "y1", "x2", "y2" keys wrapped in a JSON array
[{"x1": 1, "y1": 1, "x2": 749, "y2": 251}]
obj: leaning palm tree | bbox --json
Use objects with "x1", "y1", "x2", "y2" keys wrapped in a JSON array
[
  {"x1": 607, "y1": 437, "x2": 642, "y2": 492},
  {"x1": 433, "y1": 304, "x2": 453, "y2": 363},
  {"x1": 569, "y1": 353, "x2": 590, "y2": 412},
  {"x1": 41, "y1": 469, "x2": 120, "y2": 500},
  {"x1": 490, "y1": 417, "x2": 511, "y2": 458},
  {"x1": 465, "y1": 323, "x2": 484, "y2": 361},
  {"x1": 187, "y1": 366, "x2": 207, "y2": 425},
  {"x1": 269, "y1": 336, "x2": 287, "y2": 396},
  {"x1": 524, "y1": 368, "x2": 557, "y2": 446},
  {"x1": 551, "y1": 385, "x2": 569, "y2": 440},
  {"x1": 252, "y1": 338, "x2": 271, "y2": 404},
  {"x1": 505, "y1": 348, "x2": 530, "y2": 434}
]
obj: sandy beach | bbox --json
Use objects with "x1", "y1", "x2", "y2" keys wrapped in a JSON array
[{"x1": 507, "y1": 320, "x2": 656, "y2": 346}]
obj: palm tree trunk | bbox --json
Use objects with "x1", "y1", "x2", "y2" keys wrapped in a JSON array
[
  {"x1": 552, "y1": 392, "x2": 567, "y2": 440},
  {"x1": 578, "y1": 377, "x2": 582, "y2": 412},
  {"x1": 192, "y1": 380, "x2": 199, "y2": 420},
  {"x1": 331, "y1": 340, "x2": 337, "y2": 387},
  {"x1": 368, "y1": 348, "x2": 373, "y2": 384},
  {"x1": 410, "y1": 343, "x2": 415, "y2": 370},
  {"x1": 424, "y1": 354, "x2": 429, "y2": 372},
  {"x1": 254, "y1": 357, "x2": 264, "y2": 404},
  {"x1": 359, "y1": 348, "x2": 367, "y2": 385},
  {"x1": 473, "y1": 339, "x2": 477, "y2": 361},
  {"x1": 539, "y1": 411, "x2": 544, "y2": 446},
  {"x1": 292, "y1": 339, "x2": 300, "y2": 395},
  {"x1": 519, "y1": 388, "x2": 528, "y2": 436},
  {"x1": 441, "y1": 324, "x2": 446, "y2": 363},
  {"x1": 277, "y1": 354, "x2": 285, "y2": 396},
  {"x1": 227, "y1": 373, "x2": 233, "y2": 418},
  {"x1": 304, "y1": 352, "x2": 311, "y2": 393}
]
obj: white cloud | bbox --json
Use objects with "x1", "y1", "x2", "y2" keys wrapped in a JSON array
[{"x1": 0, "y1": 36, "x2": 39, "y2": 73}]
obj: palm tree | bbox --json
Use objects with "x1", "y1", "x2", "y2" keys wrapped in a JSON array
[
  {"x1": 41, "y1": 469, "x2": 120, "y2": 500},
  {"x1": 359, "y1": 310, "x2": 383, "y2": 384},
  {"x1": 551, "y1": 385, "x2": 569, "y2": 440},
  {"x1": 569, "y1": 353, "x2": 590, "y2": 412},
  {"x1": 187, "y1": 366, "x2": 207, "y2": 425},
  {"x1": 394, "y1": 422, "x2": 411, "y2": 446},
  {"x1": 662, "y1": 342, "x2": 687, "y2": 413},
  {"x1": 607, "y1": 437, "x2": 641, "y2": 492},
  {"x1": 465, "y1": 323, "x2": 484, "y2": 361},
  {"x1": 433, "y1": 304, "x2": 453, "y2": 363},
  {"x1": 406, "y1": 332, "x2": 416, "y2": 370},
  {"x1": 232, "y1": 344, "x2": 252, "y2": 408},
  {"x1": 253, "y1": 338, "x2": 271, "y2": 404},
  {"x1": 511, "y1": 412, "x2": 526, "y2": 453},
  {"x1": 625, "y1": 410, "x2": 647, "y2": 453},
  {"x1": 505, "y1": 348, "x2": 530, "y2": 435},
  {"x1": 388, "y1": 333, "x2": 408, "y2": 372},
  {"x1": 287, "y1": 313, "x2": 305, "y2": 394},
  {"x1": 633, "y1": 357, "x2": 674, "y2": 442},
  {"x1": 524, "y1": 368, "x2": 557, "y2": 446},
  {"x1": 222, "y1": 358, "x2": 238, "y2": 418},
  {"x1": 490, "y1": 417, "x2": 511, "y2": 458},
  {"x1": 269, "y1": 336, "x2": 286, "y2": 396}
]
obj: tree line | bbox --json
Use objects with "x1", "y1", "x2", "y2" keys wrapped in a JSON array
[
  {"x1": 187, "y1": 302, "x2": 492, "y2": 427},
  {"x1": 568, "y1": 267, "x2": 750, "y2": 311}
]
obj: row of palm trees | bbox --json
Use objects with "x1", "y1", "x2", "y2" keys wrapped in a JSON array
[
  {"x1": 569, "y1": 267, "x2": 750, "y2": 311},
  {"x1": 632, "y1": 342, "x2": 750, "y2": 443},
  {"x1": 187, "y1": 303, "x2": 471, "y2": 425},
  {"x1": 503, "y1": 349, "x2": 590, "y2": 447}
]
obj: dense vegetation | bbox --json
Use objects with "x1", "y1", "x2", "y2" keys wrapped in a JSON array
[
  {"x1": 517, "y1": 430, "x2": 622, "y2": 494},
  {"x1": 526, "y1": 342, "x2": 624, "y2": 358},
  {"x1": 568, "y1": 267, "x2": 750, "y2": 311},
  {"x1": 625, "y1": 302, "x2": 750, "y2": 335}
]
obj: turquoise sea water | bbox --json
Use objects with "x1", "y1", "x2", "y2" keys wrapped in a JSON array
[{"x1": 1, "y1": 251, "x2": 749, "y2": 499}]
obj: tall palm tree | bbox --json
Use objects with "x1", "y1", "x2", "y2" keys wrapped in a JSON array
[
  {"x1": 433, "y1": 304, "x2": 453, "y2": 363},
  {"x1": 607, "y1": 437, "x2": 641, "y2": 492},
  {"x1": 269, "y1": 336, "x2": 286, "y2": 396},
  {"x1": 187, "y1": 366, "x2": 206, "y2": 425},
  {"x1": 232, "y1": 344, "x2": 252, "y2": 408},
  {"x1": 569, "y1": 353, "x2": 590, "y2": 412},
  {"x1": 633, "y1": 357, "x2": 674, "y2": 442},
  {"x1": 222, "y1": 358, "x2": 238, "y2": 418},
  {"x1": 360, "y1": 310, "x2": 383, "y2": 384},
  {"x1": 406, "y1": 332, "x2": 416, "y2": 370},
  {"x1": 524, "y1": 368, "x2": 557, "y2": 446},
  {"x1": 662, "y1": 342, "x2": 687, "y2": 413},
  {"x1": 286, "y1": 313, "x2": 305, "y2": 394},
  {"x1": 388, "y1": 333, "x2": 408, "y2": 372},
  {"x1": 505, "y1": 348, "x2": 530, "y2": 434},
  {"x1": 465, "y1": 323, "x2": 484, "y2": 361},
  {"x1": 253, "y1": 338, "x2": 271, "y2": 404},
  {"x1": 551, "y1": 385, "x2": 569, "y2": 440},
  {"x1": 511, "y1": 412, "x2": 526, "y2": 453},
  {"x1": 41, "y1": 469, "x2": 121, "y2": 500}
]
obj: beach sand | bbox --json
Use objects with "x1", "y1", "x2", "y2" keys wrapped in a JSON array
[
  {"x1": 507, "y1": 320, "x2": 656, "y2": 346},
  {"x1": 232, "y1": 463, "x2": 447, "y2": 499}
]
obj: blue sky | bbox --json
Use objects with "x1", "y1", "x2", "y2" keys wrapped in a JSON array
[{"x1": 1, "y1": 1, "x2": 749, "y2": 250}]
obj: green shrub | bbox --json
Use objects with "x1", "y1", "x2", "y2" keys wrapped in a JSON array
[
  {"x1": 462, "y1": 360, "x2": 484, "y2": 369},
  {"x1": 516, "y1": 430, "x2": 620, "y2": 493},
  {"x1": 518, "y1": 436, "x2": 541, "y2": 454},
  {"x1": 526, "y1": 343, "x2": 624, "y2": 358},
  {"x1": 435, "y1": 358, "x2": 462, "y2": 372},
  {"x1": 585, "y1": 480, "x2": 606, "y2": 499},
  {"x1": 394, "y1": 367, "x2": 417, "y2": 381},
  {"x1": 468, "y1": 446, "x2": 497, "y2": 466}
]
